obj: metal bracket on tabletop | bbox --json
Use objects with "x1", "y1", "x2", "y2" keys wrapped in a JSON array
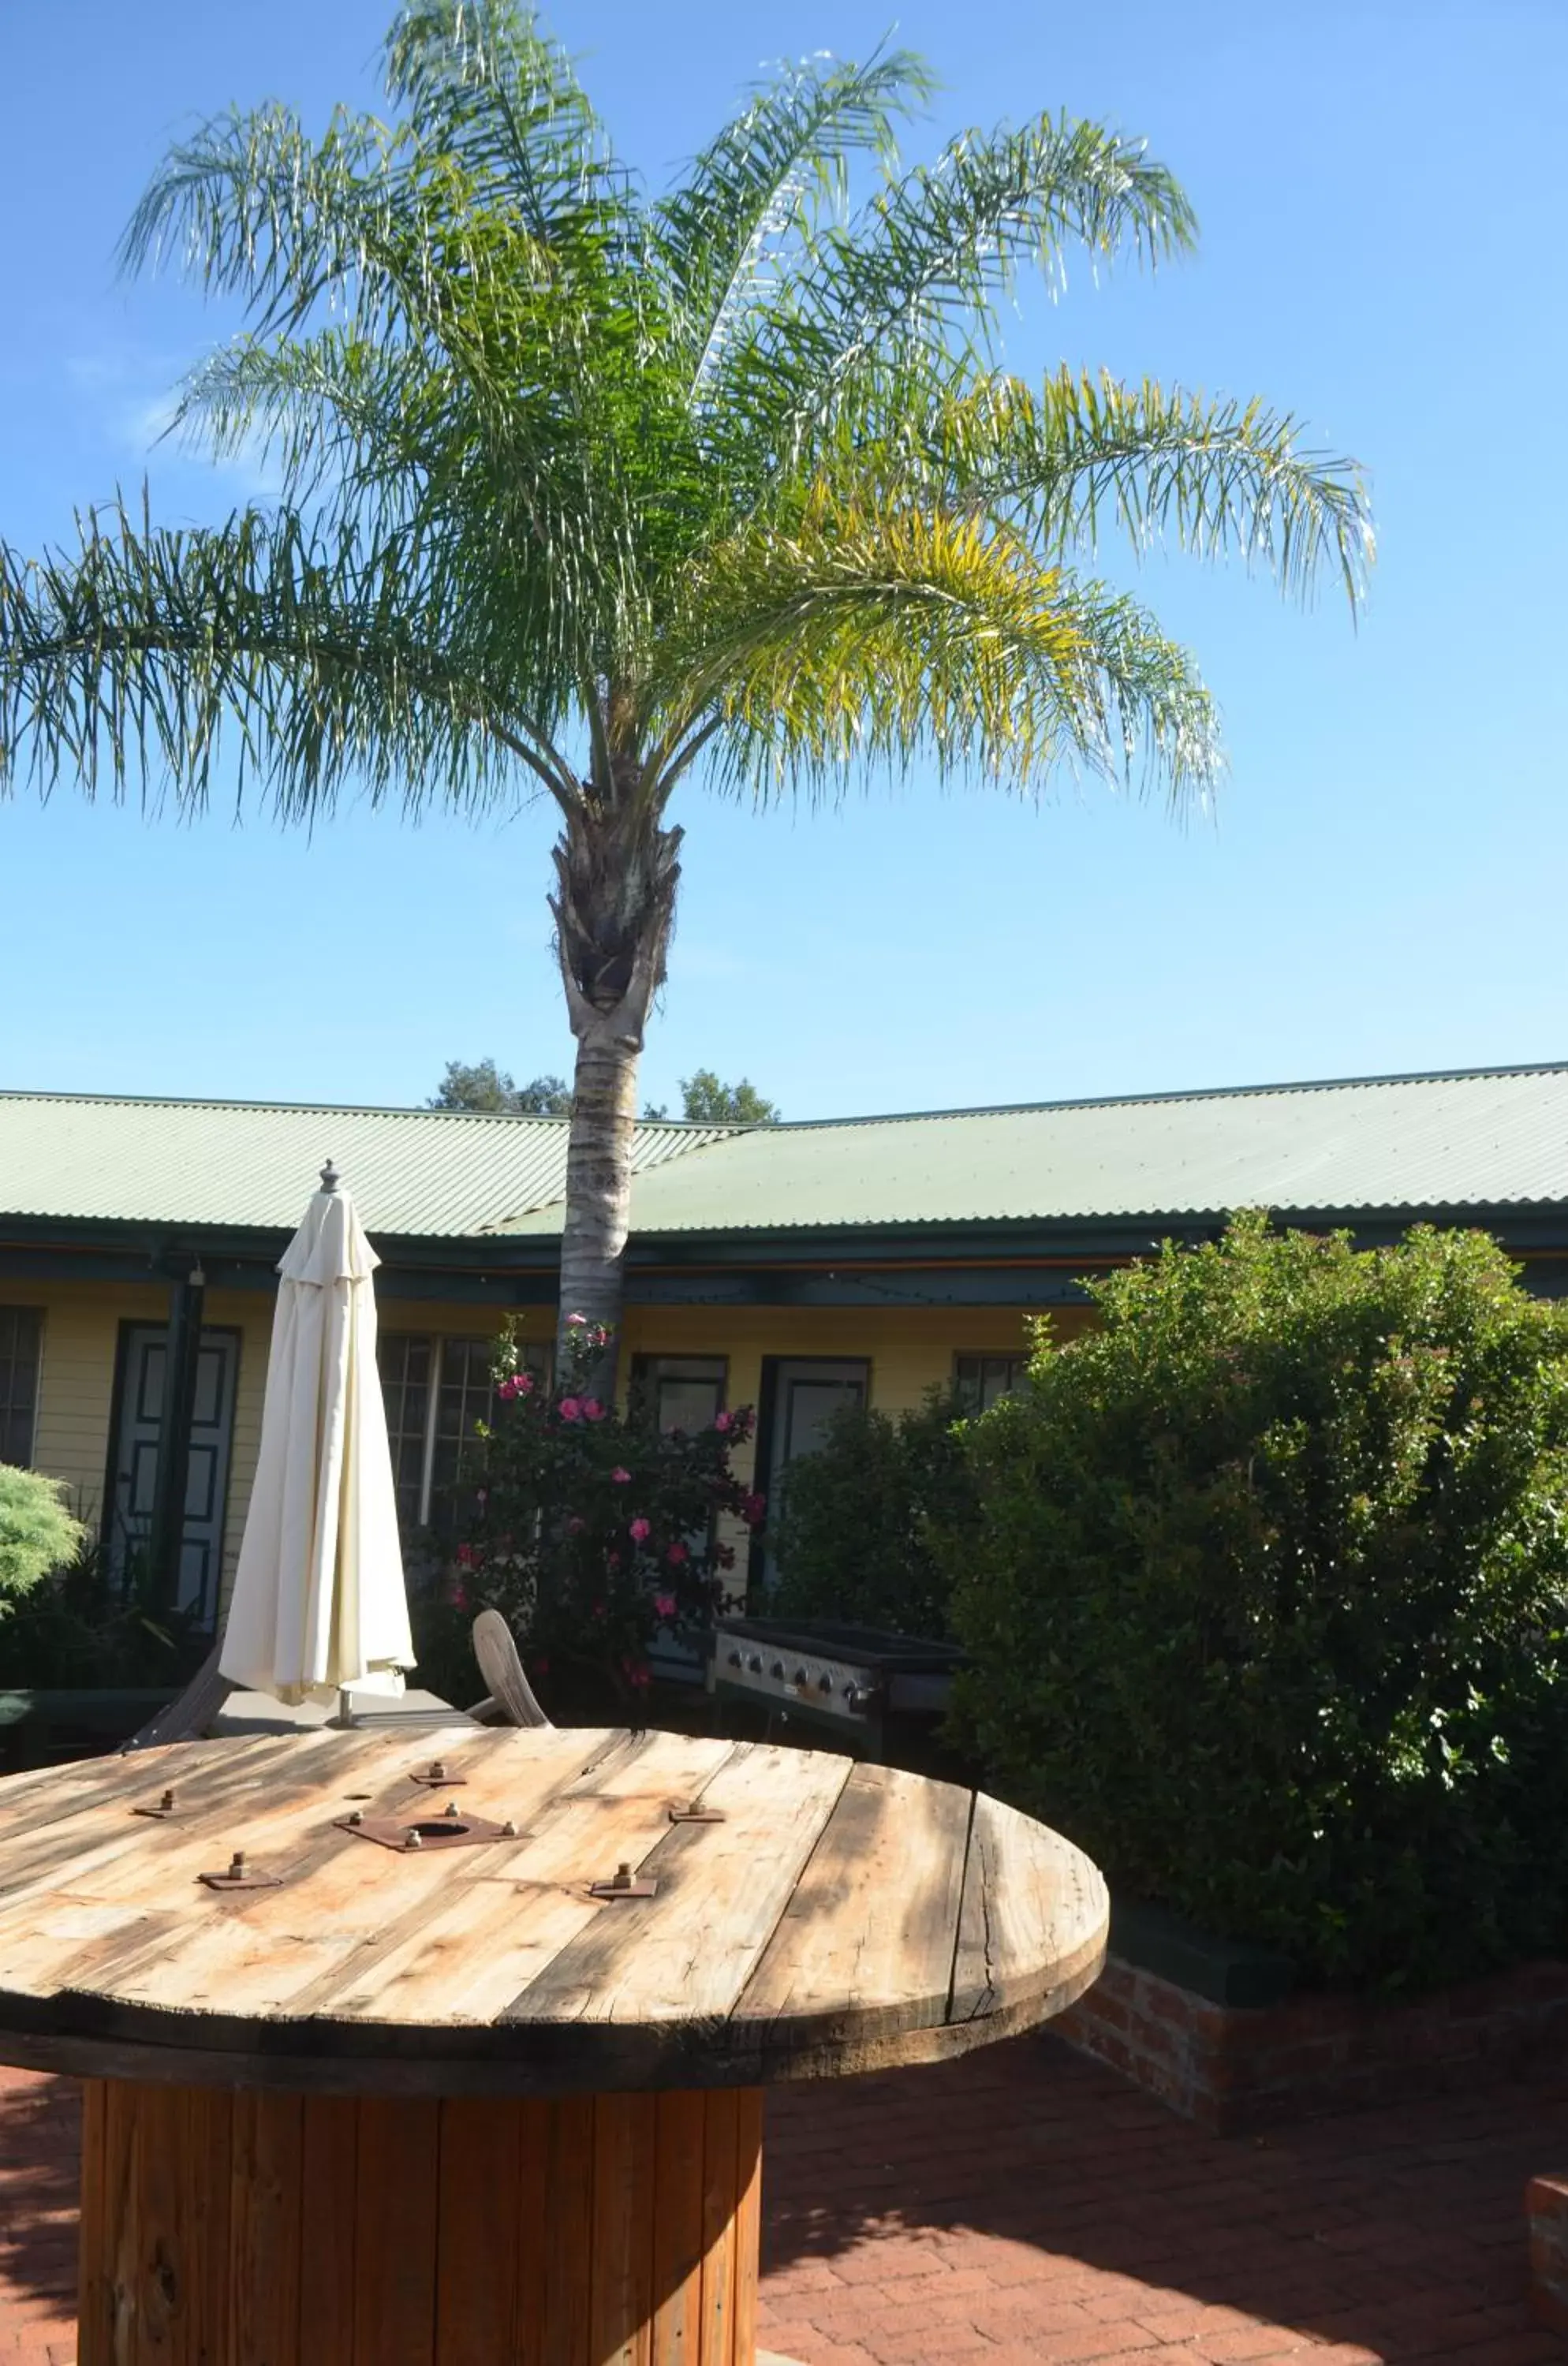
[
  {"x1": 590, "y1": 1861, "x2": 659, "y2": 1899},
  {"x1": 199, "y1": 1851, "x2": 282, "y2": 1893}
]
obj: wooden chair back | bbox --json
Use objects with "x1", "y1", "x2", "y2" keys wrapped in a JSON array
[{"x1": 470, "y1": 1608, "x2": 552, "y2": 1729}]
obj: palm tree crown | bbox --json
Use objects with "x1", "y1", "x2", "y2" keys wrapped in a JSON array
[{"x1": 0, "y1": 3, "x2": 1372, "y2": 1360}]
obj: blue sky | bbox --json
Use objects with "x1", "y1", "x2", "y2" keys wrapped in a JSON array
[{"x1": 2, "y1": 1, "x2": 1564, "y2": 1122}]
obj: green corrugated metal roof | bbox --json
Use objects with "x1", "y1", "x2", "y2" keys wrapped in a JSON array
[
  {"x1": 2, "y1": 1065, "x2": 1564, "y2": 1248},
  {"x1": 491, "y1": 1063, "x2": 1568, "y2": 1238},
  {"x1": 0, "y1": 1092, "x2": 735, "y2": 1238}
]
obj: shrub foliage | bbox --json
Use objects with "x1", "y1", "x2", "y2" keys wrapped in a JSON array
[
  {"x1": 771, "y1": 1390, "x2": 974, "y2": 1636},
  {"x1": 0, "y1": 1465, "x2": 85, "y2": 1616},
  {"x1": 947, "y1": 1216, "x2": 1568, "y2": 1990}
]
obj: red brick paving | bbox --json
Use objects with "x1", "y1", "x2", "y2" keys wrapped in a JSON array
[{"x1": 4, "y1": 2036, "x2": 1566, "y2": 2363}]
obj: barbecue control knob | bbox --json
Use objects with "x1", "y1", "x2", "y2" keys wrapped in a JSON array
[
  {"x1": 770, "y1": 1661, "x2": 785, "y2": 1680},
  {"x1": 747, "y1": 1655, "x2": 763, "y2": 1674},
  {"x1": 727, "y1": 1651, "x2": 741, "y2": 1666},
  {"x1": 844, "y1": 1685, "x2": 874, "y2": 1714},
  {"x1": 817, "y1": 1673, "x2": 834, "y2": 1694},
  {"x1": 793, "y1": 1668, "x2": 808, "y2": 1686}
]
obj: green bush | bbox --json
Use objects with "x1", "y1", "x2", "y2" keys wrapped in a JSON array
[
  {"x1": 947, "y1": 1215, "x2": 1568, "y2": 1992},
  {"x1": 0, "y1": 1465, "x2": 86, "y2": 1617},
  {"x1": 770, "y1": 1389, "x2": 975, "y2": 1637}
]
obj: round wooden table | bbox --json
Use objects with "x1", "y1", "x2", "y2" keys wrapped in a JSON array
[{"x1": 0, "y1": 1726, "x2": 1107, "y2": 2366}]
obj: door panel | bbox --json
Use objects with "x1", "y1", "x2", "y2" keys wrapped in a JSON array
[
  {"x1": 762, "y1": 1359, "x2": 870, "y2": 1588},
  {"x1": 110, "y1": 1324, "x2": 240, "y2": 1629}
]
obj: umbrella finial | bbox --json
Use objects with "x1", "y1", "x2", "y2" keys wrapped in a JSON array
[{"x1": 320, "y1": 1159, "x2": 340, "y2": 1195}]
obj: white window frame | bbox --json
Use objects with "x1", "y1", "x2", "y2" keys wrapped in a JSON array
[{"x1": 379, "y1": 1330, "x2": 550, "y2": 1528}]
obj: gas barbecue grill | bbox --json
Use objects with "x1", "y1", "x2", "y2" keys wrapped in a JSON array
[{"x1": 708, "y1": 1616, "x2": 966, "y2": 1760}]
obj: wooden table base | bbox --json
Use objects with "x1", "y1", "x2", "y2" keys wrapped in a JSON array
[{"x1": 77, "y1": 2079, "x2": 763, "y2": 2366}]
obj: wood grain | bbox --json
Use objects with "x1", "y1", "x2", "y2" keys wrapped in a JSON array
[
  {"x1": 0, "y1": 1731, "x2": 1108, "y2": 2092},
  {"x1": 950, "y1": 1789, "x2": 1108, "y2": 2024},
  {"x1": 298, "y1": 2095, "x2": 359, "y2": 2366},
  {"x1": 696, "y1": 2090, "x2": 740, "y2": 2366},
  {"x1": 228, "y1": 2091, "x2": 303, "y2": 2366},
  {"x1": 732, "y1": 1765, "x2": 973, "y2": 2054},
  {"x1": 432, "y1": 2098, "x2": 521, "y2": 2366},
  {"x1": 77, "y1": 2081, "x2": 771, "y2": 2366},
  {"x1": 542, "y1": 2097, "x2": 595, "y2": 2366},
  {"x1": 590, "y1": 2093, "x2": 655, "y2": 2366},
  {"x1": 650, "y1": 2092, "x2": 706, "y2": 2366},
  {"x1": 350, "y1": 2098, "x2": 440, "y2": 2366},
  {"x1": 730, "y1": 2093, "x2": 763, "y2": 2366}
]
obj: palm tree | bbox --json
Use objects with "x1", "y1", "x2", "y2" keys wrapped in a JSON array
[{"x1": 0, "y1": 3, "x2": 1371, "y2": 1381}]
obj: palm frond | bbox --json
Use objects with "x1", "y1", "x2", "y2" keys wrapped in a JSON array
[
  {"x1": 717, "y1": 113, "x2": 1197, "y2": 461},
  {"x1": 386, "y1": 1, "x2": 630, "y2": 266},
  {"x1": 651, "y1": 487, "x2": 1219, "y2": 809},
  {"x1": 652, "y1": 45, "x2": 934, "y2": 403},
  {"x1": 0, "y1": 497, "x2": 573, "y2": 816},
  {"x1": 121, "y1": 102, "x2": 423, "y2": 339},
  {"x1": 931, "y1": 369, "x2": 1373, "y2": 606},
  {"x1": 173, "y1": 330, "x2": 448, "y2": 502}
]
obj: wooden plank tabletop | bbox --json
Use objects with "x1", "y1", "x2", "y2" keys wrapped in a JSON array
[{"x1": 0, "y1": 1729, "x2": 1107, "y2": 2095}]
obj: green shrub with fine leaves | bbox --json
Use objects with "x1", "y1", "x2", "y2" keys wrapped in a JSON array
[
  {"x1": 0, "y1": 1465, "x2": 86, "y2": 1615},
  {"x1": 770, "y1": 1389, "x2": 975, "y2": 1636},
  {"x1": 947, "y1": 1216, "x2": 1568, "y2": 1991}
]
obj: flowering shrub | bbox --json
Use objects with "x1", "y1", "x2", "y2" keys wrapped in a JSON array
[{"x1": 450, "y1": 1318, "x2": 763, "y2": 1710}]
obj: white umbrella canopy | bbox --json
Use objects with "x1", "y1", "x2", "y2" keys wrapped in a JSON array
[{"x1": 218, "y1": 1165, "x2": 414, "y2": 1705}]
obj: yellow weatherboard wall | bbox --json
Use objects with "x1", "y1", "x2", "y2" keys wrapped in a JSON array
[{"x1": 2, "y1": 1280, "x2": 1082, "y2": 1606}]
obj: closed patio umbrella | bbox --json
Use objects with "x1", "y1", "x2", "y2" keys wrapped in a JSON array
[{"x1": 218, "y1": 1163, "x2": 414, "y2": 1705}]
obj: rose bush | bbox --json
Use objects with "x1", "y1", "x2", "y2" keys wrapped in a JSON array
[{"x1": 445, "y1": 1319, "x2": 763, "y2": 1712}]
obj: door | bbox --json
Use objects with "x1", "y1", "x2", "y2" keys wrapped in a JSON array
[
  {"x1": 759, "y1": 1358, "x2": 871, "y2": 1588},
  {"x1": 109, "y1": 1323, "x2": 240, "y2": 1627}
]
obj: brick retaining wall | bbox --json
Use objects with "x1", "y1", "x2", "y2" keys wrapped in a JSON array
[{"x1": 1054, "y1": 1950, "x2": 1568, "y2": 2133}]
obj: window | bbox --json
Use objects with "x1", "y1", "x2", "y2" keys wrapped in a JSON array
[
  {"x1": 954, "y1": 1353, "x2": 1026, "y2": 1416},
  {"x1": 379, "y1": 1334, "x2": 434, "y2": 1527},
  {"x1": 432, "y1": 1337, "x2": 505, "y2": 1500},
  {"x1": 629, "y1": 1355, "x2": 727, "y2": 1435},
  {"x1": 0, "y1": 1308, "x2": 42, "y2": 1465},
  {"x1": 377, "y1": 1331, "x2": 549, "y2": 1531}
]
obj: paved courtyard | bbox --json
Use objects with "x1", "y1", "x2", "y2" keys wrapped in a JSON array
[{"x1": 2, "y1": 2035, "x2": 1565, "y2": 2365}]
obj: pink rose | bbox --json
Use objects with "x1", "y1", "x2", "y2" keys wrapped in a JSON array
[
  {"x1": 558, "y1": 1397, "x2": 584, "y2": 1422},
  {"x1": 455, "y1": 1543, "x2": 476, "y2": 1569},
  {"x1": 566, "y1": 1312, "x2": 588, "y2": 1328},
  {"x1": 566, "y1": 1517, "x2": 585, "y2": 1536},
  {"x1": 714, "y1": 1409, "x2": 732, "y2": 1432},
  {"x1": 629, "y1": 1663, "x2": 651, "y2": 1689},
  {"x1": 611, "y1": 1466, "x2": 631, "y2": 1484},
  {"x1": 629, "y1": 1517, "x2": 651, "y2": 1544},
  {"x1": 451, "y1": 1583, "x2": 469, "y2": 1611},
  {"x1": 583, "y1": 1398, "x2": 605, "y2": 1421},
  {"x1": 517, "y1": 1371, "x2": 535, "y2": 1394},
  {"x1": 741, "y1": 1492, "x2": 767, "y2": 1528},
  {"x1": 666, "y1": 1541, "x2": 688, "y2": 1566},
  {"x1": 653, "y1": 1593, "x2": 677, "y2": 1620}
]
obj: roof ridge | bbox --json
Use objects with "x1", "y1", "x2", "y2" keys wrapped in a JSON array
[
  {"x1": 2, "y1": 1058, "x2": 1565, "y2": 1133},
  {"x1": 0, "y1": 1087, "x2": 742, "y2": 1132},
  {"x1": 757, "y1": 1059, "x2": 1568, "y2": 1131}
]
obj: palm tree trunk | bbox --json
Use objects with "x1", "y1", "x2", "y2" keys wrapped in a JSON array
[{"x1": 550, "y1": 789, "x2": 681, "y2": 1392}]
